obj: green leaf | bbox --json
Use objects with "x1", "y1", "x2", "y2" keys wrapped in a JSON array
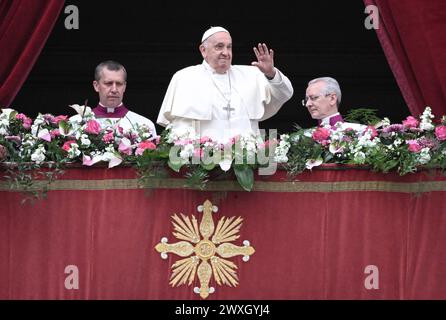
[
  {"x1": 58, "y1": 120, "x2": 70, "y2": 136},
  {"x1": 234, "y1": 165, "x2": 254, "y2": 191}
]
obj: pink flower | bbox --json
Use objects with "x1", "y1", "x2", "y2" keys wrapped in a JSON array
[
  {"x1": 135, "y1": 141, "x2": 156, "y2": 156},
  {"x1": 62, "y1": 140, "x2": 77, "y2": 152},
  {"x1": 85, "y1": 120, "x2": 101, "y2": 135},
  {"x1": 50, "y1": 129, "x2": 60, "y2": 139},
  {"x1": 174, "y1": 139, "x2": 193, "y2": 146},
  {"x1": 407, "y1": 140, "x2": 422, "y2": 153},
  {"x1": 16, "y1": 113, "x2": 32, "y2": 129},
  {"x1": 44, "y1": 114, "x2": 56, "y2": 124},
  {"x1": 54, "y1": 115, "x2": 68, "y2": 124},
  {"x1": 402, "y1": 116, "x2": 419, "y2": 128},
  {"x1": 364, "y1": 126, "x2": 378, "y2": 139},
  {"x1": 199, "y1": 136, "x2": 212, "y2": 144},
  {"x1": 102, "y1": 131, "x2": 114, "y2": 143},
  {"x1": 312, "y1": 127, "x2": 331, "y2": 143},
  {"x1": 22, "y1": 118, "x2": 32, "y2": 130},
  {"x1": 435, "y1": 125, "x2": 446, "y2": 141},
  {"x1": 118, "y1": 138, "x2": 133, "y2": 156}
]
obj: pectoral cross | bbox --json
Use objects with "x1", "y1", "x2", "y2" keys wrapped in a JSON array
[{"x1": 223, "y1": 102, "x2": 235, "y2": 119}]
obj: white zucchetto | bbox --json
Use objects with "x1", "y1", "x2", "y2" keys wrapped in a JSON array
[{"x1": 201, "y1": 26, "x2": 230, "y2": 43}]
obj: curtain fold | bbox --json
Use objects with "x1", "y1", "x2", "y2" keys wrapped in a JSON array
[
  {"x1": 0, "y1": 0, "x2": 65, "y2": 108},
  {"x1": 364, "y1": 0, "x2": 446, "y2": 118}
]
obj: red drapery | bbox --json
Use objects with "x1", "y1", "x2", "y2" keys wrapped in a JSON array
[
  {"x1": 364, "y1": 0, "x2": 446, "y2": 118},
  {"x1": 0, "y1": 0, "x2": 65, "y2": 107},
  {"x1": 2, "y1": 167, "x2": 446, "y2": 299}
]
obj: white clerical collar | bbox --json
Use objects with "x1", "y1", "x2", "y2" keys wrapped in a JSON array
[
  {"x1": 202, "y1": 60, "x2": 230, "y2": 75},
  {"x1": 99, "y1": 102, "x2": 123, "y2": 113},
  {"x1": 321, "y1": 112, "x2": 340, "y2": 126}
]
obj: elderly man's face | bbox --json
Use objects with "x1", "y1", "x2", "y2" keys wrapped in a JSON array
[
  {"x1": 200, "y1": 32, "x2": 232, "y2": 74},
  {"x1": 305, "y1": 81, "x2": 338, "y2": 120},
  {"x1": 93, "y1": 68, "x2": 127, "y2": 108}
]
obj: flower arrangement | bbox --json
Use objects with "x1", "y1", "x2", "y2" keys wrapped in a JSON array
[
  {"x1": 278, "y1": 107, "x2": 446, "y2": 177},
  {"x1": 0, "y1": 105, "x2": 158, "y2": 201},
  {"x1": 2, "y1": 105, "x2": 446, "y2": 201},
  {"x1": 162, "y1": 125, "x2": 274, "y2": 191}
]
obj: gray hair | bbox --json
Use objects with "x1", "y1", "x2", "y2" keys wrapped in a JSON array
[
  {"x1": 94, "y1": 60, "x2": 127, "y2": 81},
  {"x1": 308, "y1": 77, "x2": 342, "y2": 106}
]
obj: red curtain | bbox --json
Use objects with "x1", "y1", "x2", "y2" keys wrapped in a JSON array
[
  {"x1": 2, "y1": 167, "x2": 446, "y2": 299},
  {"x1": 364, "y1": 0, "x2": 446, "y2": 118},
  {"x1": 0, "y1": 0, "x2": 64, "y2": 107}
]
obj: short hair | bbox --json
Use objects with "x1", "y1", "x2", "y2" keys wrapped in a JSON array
[
  {"x1": 94, "y1": 60, "x2": 127, "y2": 82},
  {"x1": 308, "y1": 77, "x2": 342, "y2": 106}
]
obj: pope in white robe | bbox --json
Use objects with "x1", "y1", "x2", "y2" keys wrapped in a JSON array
[{"x1": 157, "y1": 27, "x2": 294, "y2": 143}]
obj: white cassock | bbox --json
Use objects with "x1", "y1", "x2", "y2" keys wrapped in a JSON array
[{"x1": 157, "y1": 61, "x2": 293, "y2": 142}]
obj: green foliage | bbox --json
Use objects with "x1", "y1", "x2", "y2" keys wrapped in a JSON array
[{"x1": 344, "y1": 108, "x2": 382, "y2": 125}]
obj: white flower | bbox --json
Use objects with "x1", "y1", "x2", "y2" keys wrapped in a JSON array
[
  {"x1": 353, "y1": 151, "x2": 366, "y2": 164},
  {"x1": 274, "y1": 134, "x2": 290, "y2": 163},
  {"x1": 80, "y1": 134, "x2": 91, "y2": 147},
  {"x1": 420, "y1": 107, "x2": 435, "y2": 131},
  {"x1": 70, "y1": 104, "x2": 95, "y2": 120},
  {"x1": 418, "y1": 147, "x2": 431, "y2": 164},
  {"x1": 329, "y1": 142, "x2": 344, "y2": 154},
  {"x1": 305, "y1": 158, "x2": 323, "y2": 170},
  {"x1": 167, "y1": 125, "x2": 197, "y2": 143},
  {"x1": 67, "y1": 143, "x2": 81, "y2": 159},
  {"x1": 381, "y1": 117, "x2": 391, "y2": 127},
  {"x1": 30, "y1": 144, "x2": 46, "y2": 164},
  {"x1": 1, "y1": 108, "x2": 16, "y2": 117},
  {"x1": 393, "y1": 138, "x2": 403, "y2": 147}
]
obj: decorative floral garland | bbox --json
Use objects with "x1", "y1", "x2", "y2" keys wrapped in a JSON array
[{"x1": 1, "y1": 105, "x2": 446, "y2": 201}]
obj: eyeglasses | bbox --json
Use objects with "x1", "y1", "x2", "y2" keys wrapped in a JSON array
[{"x1": 301, "y1": 93, "x2": 333, "y2": 106}]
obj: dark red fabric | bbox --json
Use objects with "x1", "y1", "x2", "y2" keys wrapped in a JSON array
[
  {"x1": 1, "y1": 167, "x2": 446, "y2": 299},
  {"x1": 364, "y1": 0, "x2": 446, "y2": 118},
  {"x1": 0, "y1": 0, "x2": 64, "y2": 107}
]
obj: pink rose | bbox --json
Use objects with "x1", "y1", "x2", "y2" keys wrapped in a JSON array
[
  {"x1": 435, "y1": 125, "x2": 446, "y2": 141},
  {"x1": 62, "y1": 140, "x2": 77, "y2": 152},
  {"x1": 402, "y1": 116, "x2": 419, "y2": 128},
  {"x1": 23, "y1": 118, "x2": 32, "y2": 130},
  {"x1": 312, "y1": 127, "x2": 331, "y2": 143},
  {"x1": 135, "y1": 141, "x2": 156, "y2": 156},
  {"x1": 102, "y1": 131, "x2": 114, "y2": 143},
  {"x1": 16, "y1": 113, "x2": 32, "y2": 130},
  {"x1": 85, "y1": 120, "x2": 101, "y2": 135},
  {"x1": 407, "y1": 140, "x2": 422, "y2": 153}
]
